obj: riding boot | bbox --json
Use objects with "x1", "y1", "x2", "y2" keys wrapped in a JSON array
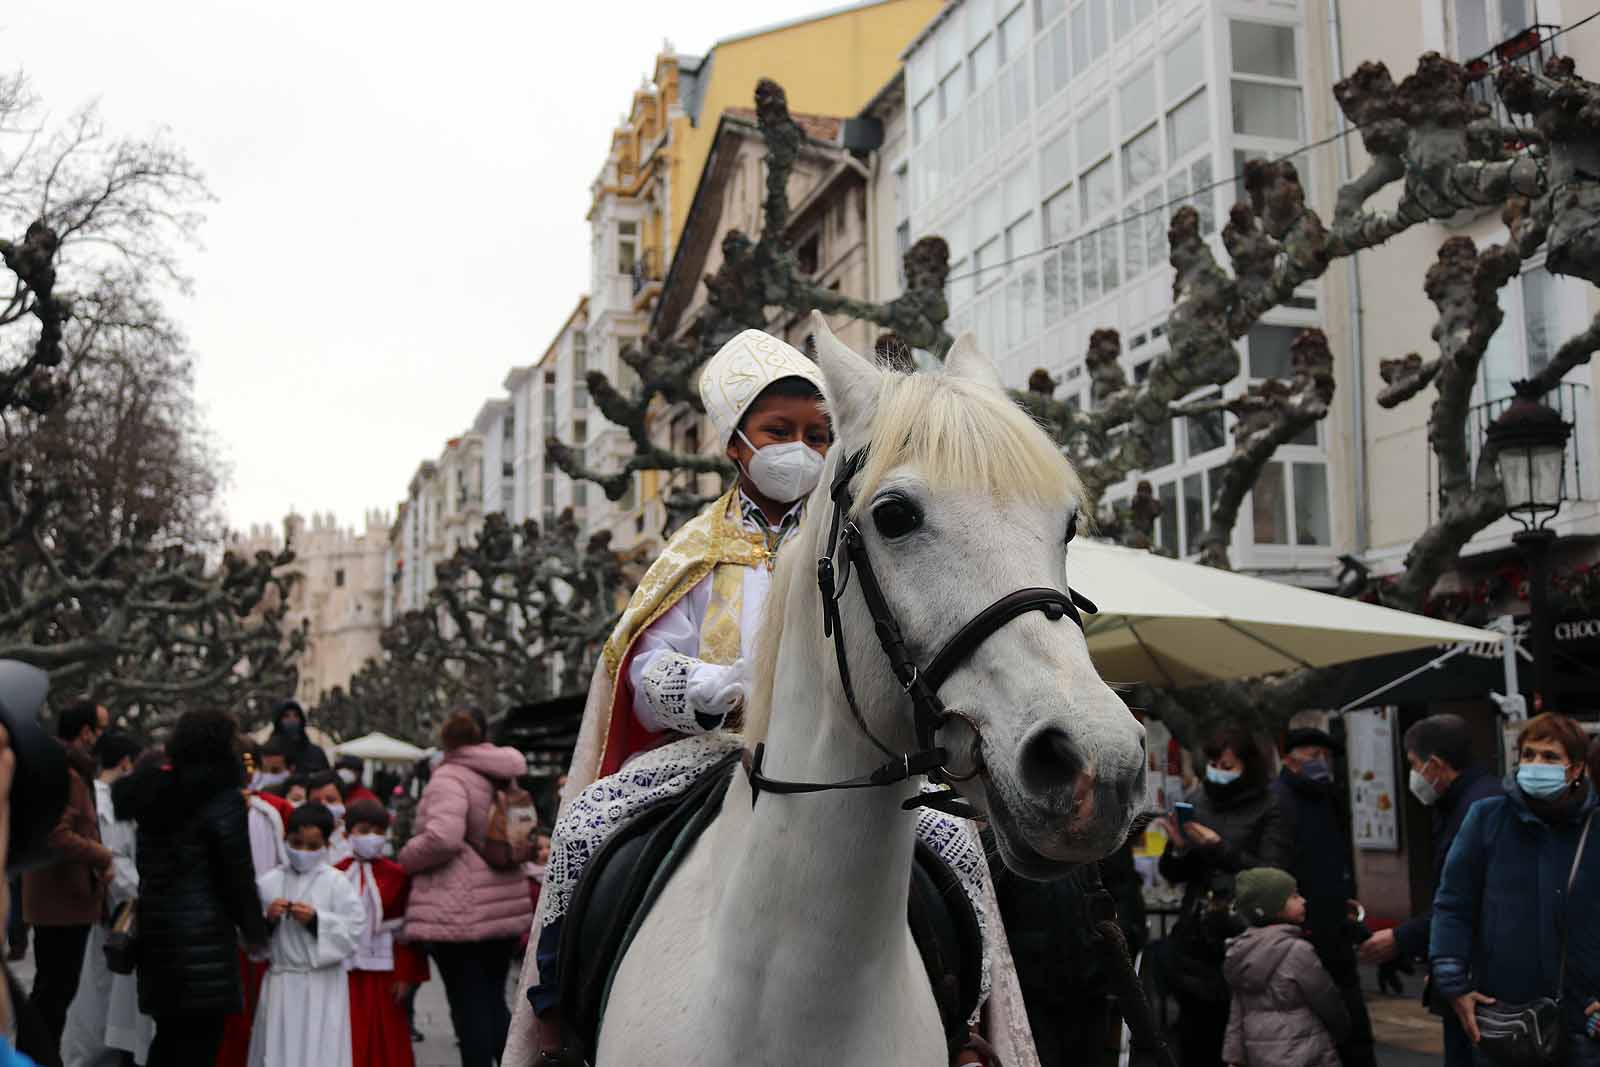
[{"x1": 534, "y1": 1006, "x2": 585, "y2": 1067}]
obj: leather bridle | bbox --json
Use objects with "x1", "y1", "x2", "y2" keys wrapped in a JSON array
[{"x1": 745, "y1": 448, "x2": 1097, "y2": 818}]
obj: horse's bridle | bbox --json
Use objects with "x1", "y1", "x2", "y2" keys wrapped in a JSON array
[{"x1": 745, "y1": 448, "x2": 1097, "y2": 818}]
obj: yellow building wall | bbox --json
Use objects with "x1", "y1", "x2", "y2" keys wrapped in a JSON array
[{"x1": 667, "y1": 0, "x2": 940, "y2": 250}]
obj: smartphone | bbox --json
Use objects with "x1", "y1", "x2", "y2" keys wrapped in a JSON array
[{"x1": 1173, "y1": 801, "x2": 1196, "y2": 828}]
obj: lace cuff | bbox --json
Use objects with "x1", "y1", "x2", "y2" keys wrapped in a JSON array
[{"x1": 638, "y1": 653, "x2": 725, "y2": 734}]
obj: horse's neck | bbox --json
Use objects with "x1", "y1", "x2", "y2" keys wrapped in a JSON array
[{"x1": 716, "y1": 652, "x2": 918, "y2": 983}]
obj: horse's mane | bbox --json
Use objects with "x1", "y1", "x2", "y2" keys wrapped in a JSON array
[{"x1": 742, "y1": 366, "x2": 1083, "y2": 744}]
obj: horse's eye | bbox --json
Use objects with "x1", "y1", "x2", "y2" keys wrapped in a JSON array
[
  {"x1": 872, "y1": 498, "x2": 923, "y2": 539},
  {"x1": 1065, "y1": 512, "x2": 1079, "y2": 545}
]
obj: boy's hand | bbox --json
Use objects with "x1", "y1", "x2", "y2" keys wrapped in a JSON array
[
  {"x1": 265, "y1": 898, "x2": 290, "y2": 921},
  {"x1": 289, "y1": 902, "x2": 316, "y2": 926}
]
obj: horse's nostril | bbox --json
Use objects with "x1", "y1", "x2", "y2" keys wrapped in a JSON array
[{"x1": 1017, "y1": 726, "x2": 1086, "y2": 796}]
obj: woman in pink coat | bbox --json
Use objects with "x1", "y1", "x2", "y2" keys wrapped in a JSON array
[{"x1": 399, "y1": 708, "x2": 532, "y2": 1067}]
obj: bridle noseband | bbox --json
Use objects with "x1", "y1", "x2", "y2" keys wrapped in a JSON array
[{"x1": 745, "y1": 448, "x2": 1097, "y2": 818}]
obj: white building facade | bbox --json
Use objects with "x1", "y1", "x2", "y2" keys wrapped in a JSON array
[{"x1": 901, "y1": 0, "x2": 1339, "y2": 580}]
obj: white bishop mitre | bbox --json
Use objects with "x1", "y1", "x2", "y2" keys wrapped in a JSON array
[{"x1": 698, "y1": 329, "x2": 826, "y2": 448}]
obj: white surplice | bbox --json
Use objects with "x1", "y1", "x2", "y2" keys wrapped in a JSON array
[
  {"x1": 247, "y1": 795, "x2": 288, "y2": 877},
  {"x1": 247, "y1": 863, "x2": 367, "y2": 1067},
  {"x1": 62, "y1": 778, "x2": 154, "y2": 1067}
]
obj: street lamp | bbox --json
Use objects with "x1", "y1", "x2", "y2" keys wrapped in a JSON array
[{"x1": 1485, "y1": 382, "x2": 1573, "y2": 712}]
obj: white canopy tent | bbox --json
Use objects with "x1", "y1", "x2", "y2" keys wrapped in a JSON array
[
  {"x1": 333, "y1": 731, "x2": 430, "y2": 763},
  {"x1": 1067, "y1": 539, "x2": 1505, "y2": 687}
]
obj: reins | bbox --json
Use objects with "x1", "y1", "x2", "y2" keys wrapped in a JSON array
[{"x1": 744, "y1": 447, "x2": 1097, "y2": 820}]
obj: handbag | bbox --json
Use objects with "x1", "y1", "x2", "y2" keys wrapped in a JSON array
[
  {"x1": 1475, "y1": 809, "x2": 1594, "y2": 1067},
  {"x1": 103, "y1": 899, "x2": 138, "y2": 976}
]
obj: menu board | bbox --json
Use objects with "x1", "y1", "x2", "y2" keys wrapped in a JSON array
[{"x1": 1346, "y1": 707, "x2": 1399, "y2": 851}]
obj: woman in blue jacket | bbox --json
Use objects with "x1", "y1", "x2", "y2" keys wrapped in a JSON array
[{"x1": 1431, "y1": 712, "x2": 1599, "y2": 1064}]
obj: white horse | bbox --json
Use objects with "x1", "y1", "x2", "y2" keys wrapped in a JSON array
[{"x1": 597, "y1": 313, "x2": 1147, "y2": 1066}]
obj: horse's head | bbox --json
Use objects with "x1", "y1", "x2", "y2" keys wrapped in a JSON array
[{"x1": 805, "y1": 313, "x2": 1146, "y2": 876}]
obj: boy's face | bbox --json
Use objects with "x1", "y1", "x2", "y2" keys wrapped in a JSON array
[
  {"x1": 287, "y1": 825, "x2": 327, "y2": 851},
  {"x1": 349, "y1": 820, "x2": 382, "y2": 838},
  {"x1": 726, "y1": 392, "x2": 831, "y2": 469},
  {"x1": 263, "y1": 754, "x2": 288, "y2": 775},
  {"x1": 286, "y1": 785, "x2": 307, "y2": 805},
  {"x1": 1280, "y1": 892, "x2": 1307, "y2": 925},
  {"x1": 309, "y1": 784, "x2": 342, "y2": 808}
]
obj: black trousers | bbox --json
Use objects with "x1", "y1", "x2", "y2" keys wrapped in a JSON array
[
  {"x1": 146, "y1": 1013, "x2": 227, "y2": 1067},
  {"x1": 430, "y1": 937, "x2": 516, "y2": 1067},
  {"x1": 1026, "y1": 990, "x2": 1118, "y2": 1067},
  {"x1": 28, "y1": 923, "x2": 90, "y2": 1051},
  {"x1": 1308, "y1": 927, "x2": 1376, "y2": 1067}
]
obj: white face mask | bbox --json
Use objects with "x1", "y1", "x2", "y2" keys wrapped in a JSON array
[
  {"x1": 287, "y1": 847, "x2": 327, "y2": 874},
  {"x1": 254, "y1": 770, "x2": 289, "y2": 790},
  {"x1": 350, "y1": 834, "x2": 386, "y2": 861},
  {"x1": 337, "y1": 768, "x2": 358, "y2": 786},
  {"x1": 737, "y1": 431, "x2": 825, "y2": 504},
  {"x1": 325, "y1": 803, "x2": 346, "y2": 824},
  {"x1": 1408, "y1": 767, "x2": 1439, "y2": 806}
]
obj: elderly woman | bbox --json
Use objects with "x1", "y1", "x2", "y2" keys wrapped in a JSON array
[{"x1": 1432, "y1": 712, "x2": 1599, "y2": 1066}]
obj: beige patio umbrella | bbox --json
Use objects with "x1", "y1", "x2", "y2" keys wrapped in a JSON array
[
  {"x1": 1067, "y1": 539, "x2": 1503, "y2": 687},
  {"x1": 333, "y1": 731, "x2": 430, "y2": 763}
]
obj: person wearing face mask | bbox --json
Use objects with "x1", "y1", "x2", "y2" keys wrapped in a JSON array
[
  {"x1": 1155, "y1": 725, "x2": 1290, "y2": 1067},
  {"x1": 1432, "y1": 712, "x2": 1599, "y2": 1065},
  {"x1": 512, "y1": 330, "x2": 1009, "y2": 1065},
  {"x1": 1270, "y1": 727, "x2": 1375, "y2": 1067},
  {"x1": 249, "y1": 803, "x2": 367, "y2": 1067},
  {"x1": 334, "y1": 800, "x2": 428, "y2": 1067},
  {"x1": 335, "y1": 756, "x2": 381, "y2": 808},
  {"x1": 1357, "y1": 714, "x2": 1501, "y2": 1067},
  {"x1": 266, "y1": 700, "x2": 330, "y2": 775},
  {"x1": 306, "y1": 772, "x2": 352, "y2": 863}
]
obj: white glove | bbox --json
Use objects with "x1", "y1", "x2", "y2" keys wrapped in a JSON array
[{"x1": 686, "y1": 659, "x2": 746, "y2": 729}]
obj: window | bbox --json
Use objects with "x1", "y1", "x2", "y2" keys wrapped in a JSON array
[
  {"x1": 1157, "y1": 481, "x2": 1178, "y2": 551},
  {"x1": 1185, "y1": 405, "x2": 1226, "y2": 457},
  {"x1": 573, "y1": 332, "x2": 589, "y2": 410},
  {"x1": 975, "y1": 237, "x2": 1003, "y2": 289},
  {"x1": 1044, "y1": 187, "x2": 1075, "y2": 243},
  {"x1": 896, "y1": 221, "x2": 911, "y2": 284},
  {"x1": 1165, "y1": 34, "x2": 1205, "y2": 100},
  {"x1": 1292, "y1": 463, "x2": 1330, "y2": 545},
  {"x1": 1481, "y1": 264, "x2": 1584, "y2": 402},
  {"x1": 1120, "y1": 68, "x2": 1156, "y2": 132},
  {"x1": 1183, "y1": 471, "x2": 1206, "y2": 553},
  {"x1": 1247, "y1": 324, "x2": 1298, "y2": 378},
  {"x1": 797, "y1": 233, "x2": 820, "y2": 275},
  {"x1": 1230, "y1": 22, "x2": 1297, "y2": 79},
  {"x1": 1122, "y1": 125, "x2": 1161, "y2": 190},
  {"x1": 1042, "y1": 130, "x2": 1073, "y2": 194},
  {"x1": 1232, "y1": 82, "x2": 1302, "y2": 139},
  {"x1": 1452, "y1": 0, "x2": 1531, "y2": 59},
  {"x1": 1081, "y1": 159, "x2": 1116, "y2": 219},
  {"x1": 1037, "y1": 0, "x2": 1065, "y2": 28},
  {"x1": 971, "y1": 35, "x2": 997, "y2": 89},
  {"x1": 998, "y1": 4, "x2": 1027, "y2": 62},
  {"x1": 1036, "y1": 19, "x2": 1071, "y2": 101},
  {"x1": 913, "y1": 92, "x2": 936, "y2": 145},
  {"x1": 1005, "y1": 212, "x2": 1038, "y2": 261},
  {"x1": 939, "y1": 68, "x2": 965, "y2": 119},
  {"x1": 1253, "y1": 461, "x2": 1289, "y2": 544},
  {"x1": 617, "y1": 221, "x2": 638, "y2": 275},
  {"x1": 1078, "y1": 102, "x2": 1111, "y2": 165},
  {"x1": 1230, "y1": 22, "x2": 1301, "y2": 140},
  {"x1": 1167, "y1": 90, "x2": 1209, "y2": 161},
  {"x1": 1151, "y1": 416, "x2": 1174, "y2": 467},
  {"x1": 335, "y1": 569, "x2": 346, "y2": 588}
]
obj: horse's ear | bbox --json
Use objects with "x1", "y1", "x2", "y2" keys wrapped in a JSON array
[
  {"x1": 944, "y1": 332, "x2": 1003, "y2": 391},
  {"x1": 810, "y1": 311, "x2": 881, "y2": 441}
]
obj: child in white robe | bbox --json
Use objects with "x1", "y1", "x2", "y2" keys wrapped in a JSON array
[{"x1": 248, "y1": 802, "x2": 367, "y2": 1067}]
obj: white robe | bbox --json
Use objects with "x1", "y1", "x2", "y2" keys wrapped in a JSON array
[
  {"x1": 247, "y1": 796, "x2": 288, "y2": 877},
  {"x1": 247, "y1": 864, "x2": 367, "y2": 1067},
  {"x1": 61, "y1": 778, "x2": 154, "y2": 1067}
]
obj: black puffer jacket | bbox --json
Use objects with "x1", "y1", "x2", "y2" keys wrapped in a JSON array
[{"x1": 112, "y1": 761, "x2": 268, "y2": 1017}]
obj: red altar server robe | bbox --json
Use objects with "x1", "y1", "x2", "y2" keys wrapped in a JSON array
[{"x1": 335, "y1": 854, "x2": 429, "y2": 1067}]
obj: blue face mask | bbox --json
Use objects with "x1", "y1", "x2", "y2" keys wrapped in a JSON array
[
  {"x1": 1206, "y1": 764, "x2": 1241, "y2": 787},
  {"x1": 1297, "y1": 758, "x2": 1334, "y2": 785},
  {"x1": 1517, "y1": 763, "x2": 1572, "y2": 800}
]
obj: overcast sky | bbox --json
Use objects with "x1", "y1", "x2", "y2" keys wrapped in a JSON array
[{"x1": 9, "y1": 0, "x2": 833, "y2": 536}]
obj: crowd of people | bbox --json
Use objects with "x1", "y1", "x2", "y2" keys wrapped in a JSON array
[
  {"x1": 1146, "y1": 710, "x2": 1600, "y2": 1067},
  {"x1": 1, "y1": 697, "x2": 553, "y2": 1067}
]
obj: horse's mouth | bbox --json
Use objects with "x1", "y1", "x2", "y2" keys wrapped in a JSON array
[{"x1": 980, "y1": 774, "x2": 1082, "y2": 881}]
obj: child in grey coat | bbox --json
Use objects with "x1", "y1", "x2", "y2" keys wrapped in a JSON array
[{"x1": 1222, "y1": 867, "x2": 1350, "y2": 1067}]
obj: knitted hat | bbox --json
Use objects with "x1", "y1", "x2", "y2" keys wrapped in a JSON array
[
  {"x1": 698, "y1": 329, "x2": 825, "y2": 448},
  {"x1": 1234, "y1": 867, "x2": 1297, "y2": 926}
]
